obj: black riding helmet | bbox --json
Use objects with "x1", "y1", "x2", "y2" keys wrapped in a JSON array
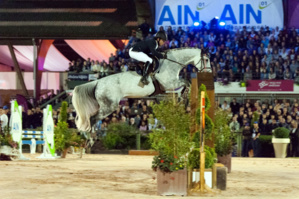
[{"x1": 154, "y1": 31, "x2": 168, "y2": 41}]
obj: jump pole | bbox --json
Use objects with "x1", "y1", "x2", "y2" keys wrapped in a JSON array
[{"x1": 200, "y1": 90, "x2": 205, "y2": 192}]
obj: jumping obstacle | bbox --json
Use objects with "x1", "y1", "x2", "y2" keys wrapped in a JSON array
[
  {"x1": 188, "y1": 71, "x2": 217, "y2": 195},
  {"x1": 9, "y1": 100, "x2": 56, "y2": 160}
]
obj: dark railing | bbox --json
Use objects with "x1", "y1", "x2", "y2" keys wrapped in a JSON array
[{"x1": 39, "y1": 90, "x2": 67, "y2": 109}]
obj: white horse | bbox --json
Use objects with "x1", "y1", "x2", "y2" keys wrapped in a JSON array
[{"x1": 72, "y1": 48, "x2": 211, "y2": 132}]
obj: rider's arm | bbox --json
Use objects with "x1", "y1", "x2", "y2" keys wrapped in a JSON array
[{"x1": 149, "y1": 40, "x2": 164, "y2": 59}]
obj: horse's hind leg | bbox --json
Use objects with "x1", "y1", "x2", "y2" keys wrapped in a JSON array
[{"x1": 89, "y1": 98, "x2": 120, "y2": 129}]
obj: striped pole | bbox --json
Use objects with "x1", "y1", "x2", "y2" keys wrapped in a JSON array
[{"x1": 200, "y1": 91, "x2": 205, "y2": 192}]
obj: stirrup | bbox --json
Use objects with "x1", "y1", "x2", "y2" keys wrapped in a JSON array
[{"x1": 140, "y1": 75, "x2": 149, "y2": 85}]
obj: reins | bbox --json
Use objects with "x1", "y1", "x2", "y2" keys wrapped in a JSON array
[{"x1": 165, "y1": 53, "x2": 208, "y2": 70}]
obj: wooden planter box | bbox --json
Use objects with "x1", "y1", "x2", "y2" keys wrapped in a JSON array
[
  {"x1": 157, "y1": 169, "x2": 187, "y2": 196},
  {"x1": 217, "y1": 154, "x2": 231, "y2": 173}
]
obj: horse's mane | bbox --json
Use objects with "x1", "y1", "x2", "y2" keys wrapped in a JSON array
[{"x1": 164, "y1": 47, "x2": 201, "y2": 53}]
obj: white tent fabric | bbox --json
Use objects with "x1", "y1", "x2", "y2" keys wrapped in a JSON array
[
  {"x1": 0, "y1": 40, "x2": 116, "y2": 71},
  {"x1": 65, "y1": 40, "x2": 116, "y2": 63},
  {"x1": 0, "y1": 45, "x2": 33, "y2": 70},
  {"x1": 14, "y1": 45, "x2": 70, "y2": 71}
]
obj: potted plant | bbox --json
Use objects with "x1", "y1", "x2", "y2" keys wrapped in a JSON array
[
  {"x1": 54, "y1": 101, "x2": 82, "y2": 158},
  {"x1": 214, "y1": 108, "x2": 233, "y2": 173},
  {"x1": 149, "y1": 98, "x2": 192, "y2": 196},
  {"x1": 272, "y1": 127, "x2": 290, "y2": 158},
  {"x1": 0, "y1": 126, "x2": 18, "y2": 160},
  {"x1": 187, "y1": 142, "x2": 216, "y2": 188}
]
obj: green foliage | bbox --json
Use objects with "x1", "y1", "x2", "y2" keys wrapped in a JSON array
[
  {"x1": 102, "y1": 123, "x2": 142, "y2": 150},
  {"x1": 0, "y1": 126, "x2": 17, "y2": 148},
  {"x1": 204, "y1": 115, "x2": 214, "y2": 139},
  {"x1": 259, "y1": 135, "x2": 272, "y2": 143},
  {"x1": 102, "y1": 132, "x2": 123, "y2": 149},
  {"x1": 54, "y1": 121, "x2": 80, "y2": 151},
  {"x1": 192, "y1": 131, "x2": 201, "y2": 148},
  {"x1": 55, "y1": 101, "x2": 84, "y2": 151},
  {"x1": 199, "y1": 84, "x2": 211, "y2": 111},
  {"x1": 214, "y1": 108, "x2": 233, "y2": 156},
  {"x1": 150, "y1": 99, "x2": 192, "y2": 158},
  {"x1": 188, "y1": 146, "x2": 217, "y2": 169},
  {"x1": 152, "y1": 152, "x2": 185, "y2": 173},
  {"x1": 150, "y1": 99, "x2": 192, "y2": 172},
  {"x1": 196, "y1": 84, "x2": 214, "y2": 139},
  {"x1": 59, "y1": 101, "x2": 68, "y2": 123},
  {"x1": 273, "y1": 127, "x2": 290, "y2": 138}
]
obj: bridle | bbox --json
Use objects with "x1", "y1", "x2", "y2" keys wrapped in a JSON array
[{"x1": 165, "y1": 48, "x2": 210, "y2": 72}]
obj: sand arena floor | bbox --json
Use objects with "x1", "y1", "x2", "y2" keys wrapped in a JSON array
[{"x1": 0, "y1": 154, "x2": 299, "y2": 199}]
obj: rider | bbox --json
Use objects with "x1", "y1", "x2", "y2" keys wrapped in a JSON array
[{"x1": 129, "y1": 31, "x2": 168, "y2": 84}]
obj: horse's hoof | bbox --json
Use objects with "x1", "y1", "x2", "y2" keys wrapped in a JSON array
[{"x1": 143, "y1": 79, "x2": 149, "y2": 85}]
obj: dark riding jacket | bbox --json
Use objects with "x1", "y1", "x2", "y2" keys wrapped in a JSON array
[{"x1": 132, "y1": 39, "x2": 164, "y2": 59}]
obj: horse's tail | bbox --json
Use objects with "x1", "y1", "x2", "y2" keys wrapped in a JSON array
[{"x1": 72, "y1": 81, "x2": 99, "y2": 132}]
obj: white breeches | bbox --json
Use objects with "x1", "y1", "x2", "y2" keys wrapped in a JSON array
[{"x1": 129, "y1": 48, "x2": 153, "y2": 63}]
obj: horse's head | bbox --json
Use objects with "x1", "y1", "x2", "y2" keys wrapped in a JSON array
[{"x1": 194, "y1": 54, "x2": 212, "y2": 73}]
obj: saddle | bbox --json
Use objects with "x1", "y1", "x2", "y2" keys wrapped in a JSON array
[
  {"x1": 136, "y1": 56, "x2": 164, "y2": 95},
  {"x1": 135, "y1": 57, "x2": 189, "y2": 99},
  {"x1": 135, "y1": 56, "x2": 160, "y2": 76}
]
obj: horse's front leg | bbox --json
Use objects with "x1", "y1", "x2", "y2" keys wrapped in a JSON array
[{"x1": 175, "y1": 79, "x2": 190, "y2": 104}]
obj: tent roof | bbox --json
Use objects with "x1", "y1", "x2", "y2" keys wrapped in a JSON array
[{"x1": 0, "y1": 0, "x2": 137, "y2": 39}]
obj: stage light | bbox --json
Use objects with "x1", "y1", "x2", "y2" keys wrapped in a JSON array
[
  {"x1": 215, "y1": 16, "x2": 219, "y2": 19},
  {"x1": 219, "y1": 22, "x2": 226, "y2": 26},
  {"x1": 193, "y1": 22, "x2": 200, "y2": 26}
]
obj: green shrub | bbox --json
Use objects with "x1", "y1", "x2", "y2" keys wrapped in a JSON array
[
  {"x1": 102, "y1": 132, "x2": 123, "y2": 149},
  {"x1": 214, "y1": 108, "x2": 233, "y2": 156},
  {"x1": 102, "y1": 123, "x2": 139, "y2": 150},
  {"x1": 273, "y1": 127, "x2": 290, "y2": 138},
  {"x1": 188, "y1": 146, "x2": 216, "y2": 169},
  {"x1": 54, "y1": 101, "x2": 83, "y2": 151},
  {"x1": 59, "y1": 101, "x2": 68, "y2": 122},
  {"x1": 259, "y1": 135, "x2": 272, "y2": 143}
]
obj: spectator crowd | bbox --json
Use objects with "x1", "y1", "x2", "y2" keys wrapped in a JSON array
[
  {"x1": 3, "y1": 25, "x2": 299, "y2": 158},
  {"x1": 67, "y1": 25, "x2": 299, "y2": 83},
  {"x1": 222, "y1": 98, "x2": 299, "y2": 158}
]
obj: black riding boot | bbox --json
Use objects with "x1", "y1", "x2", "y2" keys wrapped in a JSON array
[{"x1": 141, "y1": 61, "x2": 150, "y2": 85}]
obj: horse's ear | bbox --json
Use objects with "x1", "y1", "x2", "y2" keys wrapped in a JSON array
[{"x1": 202, "y1": 47, "x2": 210, "y2": 57}]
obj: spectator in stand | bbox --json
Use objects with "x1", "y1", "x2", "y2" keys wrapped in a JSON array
[
  {"x1": 252, "y1": 121, "x2": 261, "y2": 157},
  {"x1": 68, "y1": 62, "x2": 75, "y2": 72},
  {"x1": 138, "y1": 19, "x2": 150, "y2": 39},
  {"x1": 0, "y1": 107, "x2": 8, "y2": 131},
  {"x1": 169, "y1": 38, "x2": 178, "y2": 48},
  {"x1": 283, "y1": 68, "x2": 293, "y2": 80},
  {"x1": 221, "y1": 100, "x2": 230, "y2": 110},
  {"x1": 260, "y1": 118, "x2": 270, "y2": 135},
  {"x1": 230, "y1": 98, "x2": 240, "y2": 115},
  {"x1": 243, "y1": 67, "x2": 252, "y2": 81},
  {"x1": 74, "y1": 59, "x2": 83, "y2": 73},
  {"x1": 120, "y1": 63, "x2": 128, "y2": 72},
  {"x1": 242, "y1": 123, "x2": 253, "y2": 157},
  {"x1": 288, "y1": 120, "x2": 299, "y2": 157},
  {"x1": 139, "y1": 121, "x2": 148, "y2": 133},
  {"x1": 91, "y1": 60, "x2": 101, "y2": 73},
  {"x1": 34, "y1": 107, "x2": 43, "y2": 128},
  {"x1": 268, "y1": 67, "x2": 276, "y2": 79},
  {"x1": 229, "y1": 116, "x2": 240, "y2": 135}
]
